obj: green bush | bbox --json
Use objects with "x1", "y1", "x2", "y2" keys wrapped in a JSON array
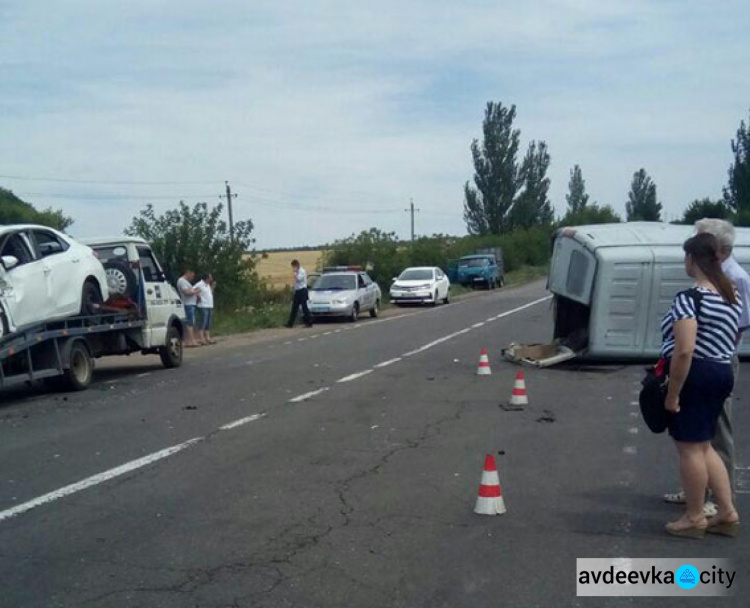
[{"x1": 324, "y1": 226, "x2": 555, "y2": 290}]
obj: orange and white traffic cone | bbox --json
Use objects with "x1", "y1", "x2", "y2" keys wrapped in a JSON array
[
  {"x1": 476, "y1": 349, "x2": 492, "y2": 376},
  {"x1": 509, "y1": 370, "x2": 528, "y2": 407},
  {"x1": 474, "y1": 454, "x2": 506, "y2": 515}
]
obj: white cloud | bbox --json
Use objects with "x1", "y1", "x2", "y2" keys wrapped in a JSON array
[{"x1": 1, "y1": 1, "x2": 748, "y2": 246}]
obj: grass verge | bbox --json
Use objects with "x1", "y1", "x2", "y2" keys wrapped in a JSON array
[{"x1": 211, "y1": 265, "x2": 549, "y2": 336}]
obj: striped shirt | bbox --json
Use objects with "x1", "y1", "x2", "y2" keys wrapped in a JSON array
[{"x1": 660, "y1": 287, "x2": 742, "y2": 362}]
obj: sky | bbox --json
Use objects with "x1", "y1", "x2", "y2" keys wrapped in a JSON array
[{"x1": 1, "y1": 1, "x2": 749, "y2": 250}]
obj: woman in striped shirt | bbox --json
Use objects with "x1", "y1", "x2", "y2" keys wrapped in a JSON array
[{"x1": 661, "y1": 232, "x2": 741, "y2": 539}]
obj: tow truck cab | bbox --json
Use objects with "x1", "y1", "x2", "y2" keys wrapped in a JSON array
[{"x1": 79, "y1": 237, "x2": 184, "y2": 350}]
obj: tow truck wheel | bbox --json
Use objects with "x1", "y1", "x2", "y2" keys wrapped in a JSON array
[
  {"x1": 63, "y1": 340, "x2": 93, "y2": 391},
  {"x1": 80, "y1": 281, "x2": 103, "y2": 315},
  {"x1": 369, "y1": 300, "x2": 379, "y2": 318},
  {"x1": 160, "y1": 325, "x2": 183, "y2": 368}
]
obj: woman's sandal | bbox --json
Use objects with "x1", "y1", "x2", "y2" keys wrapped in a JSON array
[
  {"x1": 665, "y1": 515, "x2": 707, "y2": 539},
  {"x1": 706, "y1": 513, "x2": 740, "y2": 538}
]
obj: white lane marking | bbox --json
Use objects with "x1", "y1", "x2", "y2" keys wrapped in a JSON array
[
  {"x1": 629, "y1": 401, "x2": 639, "y2": 406},
  {"x1": 495, "y1": 295, "x2": 552, "y2": 319},
  {"x1": 337, "y1": 370, "x2": 373, "y2": 383},
  {"x1": 136, "y1": 372, "x2": 151, "y2": 378},
  {"x1": 219, "y1": 413, "x2": 265, "y2": 430},
  {"x1": 628, "y1": 427, "x2": 639, "y2": 434},
  {"x1": 289, "y1": 387, "x2": 330, "y2": 403},
  {"x1": 310, "y1": 335, "x2": 319, "y2": 340},
  {"x1": 629, "y1": 412, "x2": 639, "y2": 418},
  {"x1": 623, "y1": 446, "x2": 637, "y2": 455},
  {"x1": 284, "y1": 341, "x2": 292, "y2": 345},
  {"x1": 471, "y1": 322, "x2": 485, "y2": 328},
  {"x1": 375, "y1": 357, "x2": 402, "y2": 368},
  {"x1": 486, "y1": 317, "x2": 497, "y2": 322},
  {"x1": 323, "y1": 332, "x2": 332, "y2": 336},
  {"x1": 297, "y1": 338, "x2": 306, "y2": 342},
  {"x1": 0, "y1": 438, "x2": 203, "y2": 523},
  {"x1": 403, "y1": 327, "x2": 472, "y2": 357},
  {"x1": 334, "y1": 329, "x2": 341, "y2": 333}
]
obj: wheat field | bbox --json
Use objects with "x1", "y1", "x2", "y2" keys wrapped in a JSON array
[{"x1": 253, "y1": 250, "x2": 325, "y2": 289}]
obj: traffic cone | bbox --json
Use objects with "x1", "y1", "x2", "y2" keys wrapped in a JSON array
[
  {"x1": 476, "y1": 349, "x2": 492, "y2": 376},
  {"x1": 474, "y1": 454, "x2": 506, "y2": 515},
  {"x1": 509, "y1": 370, "x2": 528, "y2": 407}
]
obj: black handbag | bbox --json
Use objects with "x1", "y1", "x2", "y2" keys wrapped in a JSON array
[{"x1": 639, "y1": 358, "x2": 669, "y2": 433}]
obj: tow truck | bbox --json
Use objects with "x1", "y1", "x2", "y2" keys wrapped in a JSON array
[{"x1": 0, "y1": 237, "x2": 185, "y2": 392}]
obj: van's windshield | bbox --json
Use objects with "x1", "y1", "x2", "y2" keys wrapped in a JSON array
[{"x1": 459, "y1": 258, "x2": 490, "y2": 268}]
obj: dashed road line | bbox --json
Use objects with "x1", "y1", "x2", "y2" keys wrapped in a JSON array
[
  {"x1": 219, "y1": 413, "x2": 266, "y2": 430},
  {"x1": 289, "y1": 388, "x2": 330, "y2": 403},
  {"x1": 374, "y1": 357, "x2": 402, "y2": 368},
  {"x1": 0, "y1": 438, "x2": 204, "y2": 523},
  {"x1": 337, "y1": 370, "x2": 373, "y2": 383}
]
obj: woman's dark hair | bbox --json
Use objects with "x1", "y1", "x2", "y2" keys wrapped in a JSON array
[{"x1": 683, "y1": 233, "x2": 737, "y2": 304}]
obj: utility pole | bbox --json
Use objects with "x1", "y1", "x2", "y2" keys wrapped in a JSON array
[
  {"x1": 220, "y1": 181, "x2": 238, "y2": 241},
  {"x1": 405, "y1": 198, "x2": 420, "y2": 242}
]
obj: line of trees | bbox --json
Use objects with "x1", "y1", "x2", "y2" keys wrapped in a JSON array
[{"x1": 463, "y1": 102, "x2": 750, "y2": 231}]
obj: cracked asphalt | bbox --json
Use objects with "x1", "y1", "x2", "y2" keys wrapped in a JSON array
[{"x1": 1, "y1": 279, "x2": 748, "y2": 607}]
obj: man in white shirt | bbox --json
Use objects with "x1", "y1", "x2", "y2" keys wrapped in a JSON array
[
  {"x1": 664, "y1": 219, "x2": 750, "y2": 510},
  {"x1": 177, "y1": 269, "x2": 201, "y2": 347},
  {"x1": 194, "y1": 273, "x2": 216, "y2": 345},
  {"x1": 286, "y1": 259, "x2": 313, "y2": 328}
]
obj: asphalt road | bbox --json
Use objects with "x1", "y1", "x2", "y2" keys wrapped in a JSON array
[{"x1": 1, "y1": 280, "x2": 748, "y2": 607}]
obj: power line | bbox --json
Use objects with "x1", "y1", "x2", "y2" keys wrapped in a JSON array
[{"x1": 0, "y1": 173, "x2": 218, "y2": 185}]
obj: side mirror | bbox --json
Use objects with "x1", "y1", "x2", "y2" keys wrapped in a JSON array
[
  {"x1": 1, "y1": 255, "x2": 19, "y2": 271},
  {"x1": 391, "y1": 277, "x2": 397, "y2": 282}
]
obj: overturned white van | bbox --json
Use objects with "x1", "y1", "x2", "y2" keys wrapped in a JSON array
[{"x1": 507, "y1": 222, "x2": 750, "y2": 365}]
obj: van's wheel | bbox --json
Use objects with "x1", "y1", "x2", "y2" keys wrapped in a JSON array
[
  {"x1": 104, "y1": 260, "x2": 138, "y2": 298},
  {"x1": 63, "y1": 341, "x2": 93, "y2": 391},
  {"x1": 349, "y1": 303, "x2": 359, "y2": 322},
  {"x1": 80, "y1": 281, "x2": 103, "y2": 315},
  {"x1": 160, "y1": 325, "x2": 183, "y2": 368},
  {"x1": 369, "y1": 300, "x2": 379, "y2": 318}
]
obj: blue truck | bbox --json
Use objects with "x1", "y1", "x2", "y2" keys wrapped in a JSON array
[{"x1": 448, "y1": 248, "x2": 505, "y2": 289}]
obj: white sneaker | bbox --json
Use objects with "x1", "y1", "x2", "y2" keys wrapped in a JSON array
[{"x1": 703, "y1": 501, "x2": 718, "y2": 517}]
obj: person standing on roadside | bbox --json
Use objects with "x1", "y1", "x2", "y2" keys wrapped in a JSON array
[
  {"x1": 286, "y1": 259, "x2": 313, "y2": 328},
  {"x1": 660, "y1": 233, "x2": 741, "y2": 539},
  {"x1": 664, "y1": 219, "x2": 750, "y2": 512},
  {"x1": 177, "y1": 269, "x2": 201, "y2": 347},
  {"x1": 194, "y1": 273, "x2": 217, "y2": 345}
]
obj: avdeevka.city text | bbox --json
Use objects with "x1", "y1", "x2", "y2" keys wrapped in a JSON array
[{"x1": 578, "y1": 565, "x2": 735, "y2": 589}]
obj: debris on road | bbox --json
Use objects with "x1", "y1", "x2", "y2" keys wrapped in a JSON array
[{"x1": 502, "y1": 341, "x2": 576, "y2": 368}]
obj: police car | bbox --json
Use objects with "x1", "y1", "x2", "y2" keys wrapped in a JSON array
[{"x1": 307, "y1": 266, "x2": 381, "y2": 322}]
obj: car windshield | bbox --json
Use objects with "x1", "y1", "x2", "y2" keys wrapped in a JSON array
[
  {"x1": 459, "y1": 258, "x2": 489, "y2": 268},
  {"x1": 398, "y1": 269, "x2": 433, "y2": 281},
  {"x1": 312, "y1": 274, "x2": 356, "y2": 290}
]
